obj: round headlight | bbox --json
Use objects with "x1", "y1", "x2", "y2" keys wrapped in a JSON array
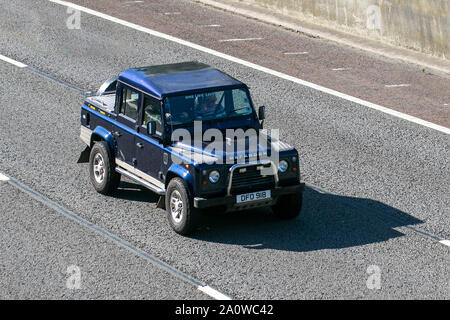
[
  {"x1": 278, "y1": 160, "x2": 289, "y2": 173},
  {"x1": 208, "y1": 170, "x2": 220, "y2": 183}
]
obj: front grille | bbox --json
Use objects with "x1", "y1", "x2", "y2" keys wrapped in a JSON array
[{"x1": 230, "y1": 164, "x2": 275, "y2": 195}]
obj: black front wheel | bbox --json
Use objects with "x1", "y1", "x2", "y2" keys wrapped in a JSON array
[
  {"x1": 272, "y1": 192, "x2": 303, "y2": 219},
  {"x1": 89, "y1": 141, "x2": 120, "y2": 195},
  {"x1": 165, "y1": 178, "x2": 199, "y2": 235}
]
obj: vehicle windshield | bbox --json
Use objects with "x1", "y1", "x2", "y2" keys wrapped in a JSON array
[{"x1": 164, "y1": 88, "x2": 254, "y2": 125}]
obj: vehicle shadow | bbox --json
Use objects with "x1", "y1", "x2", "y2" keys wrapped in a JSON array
[
  {"x1": 192, "y1": 187, "x2": 423, "y2": 252},
  {"x1": 113, "y1": 180, "x2": 160, "y2": 203}
]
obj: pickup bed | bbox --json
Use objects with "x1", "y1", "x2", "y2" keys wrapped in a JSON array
[{"x1": 87, "y1": 94, "x2": 116, "y2": 113}]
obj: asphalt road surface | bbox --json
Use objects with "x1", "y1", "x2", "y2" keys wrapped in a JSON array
[{"x1": 0, "y1": 0, "x2": 448, "y2": 299}]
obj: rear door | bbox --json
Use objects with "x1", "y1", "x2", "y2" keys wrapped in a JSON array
[{"x1": 114, "y1": 84, "x2": 140, "y2": 167}]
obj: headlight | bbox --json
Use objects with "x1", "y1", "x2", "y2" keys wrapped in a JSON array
[
  {"x1": 208, "y1": 170, "x2": 220, "y2": 183},
  {"x1": 278, "y1": 160, "x2": 289, "y2": 173}
]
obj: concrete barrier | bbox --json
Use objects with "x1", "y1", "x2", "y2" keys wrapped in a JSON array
[{"x1": 234, "y1": 0, "x2": 449, "y2": 60}]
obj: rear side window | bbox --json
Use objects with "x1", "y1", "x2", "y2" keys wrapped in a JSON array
[{"x1": 120, "y1": 87, "x2": 139, "y2": 121}]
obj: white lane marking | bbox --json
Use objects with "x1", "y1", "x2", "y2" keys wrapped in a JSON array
[
  {"x1": 385, "y1": 84, "x2": 410, "y2": 88},
  {"x1": 123, "y1": 0, "x2": 143, "y2": 4},
  {"x1": 200, "y1": 24, "x2": 222, "y2": 27},
  {"x1": 164, "y1": 12, "x2": 181, "y2": 15},
  {"x1": 443, "y1": 103, "x2": 449, "y2": 106},
  {"x1": 198, "y1": 285, "x2": 232, "y2": 300},
  {"x1": 439, "y1": 240, "x2": 450, "y2": 247},
  {"x1": 0, "y1": 54, "x2": 27, "y2": 68},
  {"x1": 48, "y1": 0, "x2": 450, "y2": 135},
  {"x1": 218, "y1": 37, "x2": 263, "y2": 42},
  {"x1": 332, "y1": 67, "x2": 351, "y2": 71},
  {"x1": 283, "y1": 51, "x2": 308, "y2": 55},
  {"x1": 0, "y1": 172, "x2": 10, "y2": 181}
]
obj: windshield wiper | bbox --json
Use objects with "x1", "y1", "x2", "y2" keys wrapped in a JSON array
[{"x1": 229, "y1": 106, "x2": 251, "y2": 114}]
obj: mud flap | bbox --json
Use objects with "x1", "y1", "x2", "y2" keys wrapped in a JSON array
[
  {"x1": 157, "y1": 195, "x2": 166, "y2": 210},
  {"x1": 77, "y1": 146, "x2": 91, "y2": 163}
]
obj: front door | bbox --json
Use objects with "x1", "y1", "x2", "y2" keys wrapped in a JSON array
[{"x1": 135, "y1": 95, "x2": 165, "y2": 187}]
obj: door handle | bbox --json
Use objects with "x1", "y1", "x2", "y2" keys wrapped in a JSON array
[
  {"x1": 113, "y1": 131, "x2": 122, "y2": 137},
  {"x1": 136, "y1": 142, "x2": 144, "y2": 149}
]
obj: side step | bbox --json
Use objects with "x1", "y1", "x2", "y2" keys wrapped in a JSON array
[{"x1": 115, "y1": 167, "x2": 166, "y2": 196}]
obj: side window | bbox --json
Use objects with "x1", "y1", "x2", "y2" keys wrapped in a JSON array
[
  {"x1": 231, "y1": 89, "x2": 252, "y2": 115},
  {"x1": 143, "y1": 96, "x2": 162, "y2": 135},
  {"x1": 120, "y1": 87, "x2": 139, "y2": 121}
]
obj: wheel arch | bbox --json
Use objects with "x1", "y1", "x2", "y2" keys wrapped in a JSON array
[
  {"x1": 165, "y1": 164, "x2": 195, "y2": 195},
  {"x1": 90, "y1": 126, "x2": 115, "y2": 156}
]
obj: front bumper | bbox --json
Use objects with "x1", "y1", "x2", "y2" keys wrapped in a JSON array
[{"x1": 193, "y1": 183, "x2": 305, "y2": 209}]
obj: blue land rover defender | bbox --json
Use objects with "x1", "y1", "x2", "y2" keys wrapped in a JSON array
[{"x1": 80, "y1": 62, "x2": 305, "y2": 235}]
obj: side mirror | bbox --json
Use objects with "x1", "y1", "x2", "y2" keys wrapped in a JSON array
[
  {"x1": 258, "y1": 106, "x2": 266, "y2": 120},
  {"x1": 147, "y1": 121, "x2": 156, "y2": 136}
]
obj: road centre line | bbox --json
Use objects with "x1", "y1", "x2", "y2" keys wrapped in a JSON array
[
  {"x1": 385, "y1": 84, "x2": 410, "y2": 88},
  {"x1": 283, "y1": 51, "x2": 308, "y2": 55},
  {"x1": 218, "y1": 37, "x2": 263, "y2": 42},
  {"x1": 332, "y1": 67, "x2": 351, "y2": 71},
  {"x1": 0, "y1": 53, "x2": 87, "y2": 94},
  {"x1": 26, "y1": 66, "x2": 87, "y2": 94},
  {"x1": 46, "y1": 0, "x2": 450, "y2": 135},
  {"x1": 123, "y1": 1, "x2": 143, "y2": 4},
  {"x1": 0, "y1": 171, "x2": 231, "y2": 300}
]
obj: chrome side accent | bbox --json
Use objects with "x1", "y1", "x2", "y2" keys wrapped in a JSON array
[
  {"x1": 115, "y1": 167, "x2": 166, "y2": 195},
  {"x1": 115, "y1": 158, "x2": 166, "y2": 190},
  {"x1": 227, "y1": 160, "x2": 279, "y2": 195},
  {"x1": 80, "y1": 126, "x2": 92, "y2": 146}
]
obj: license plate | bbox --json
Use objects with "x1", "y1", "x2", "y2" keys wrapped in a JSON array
[{"x1": 236, "y1": 190, "x2": 271, "y2": 204}]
